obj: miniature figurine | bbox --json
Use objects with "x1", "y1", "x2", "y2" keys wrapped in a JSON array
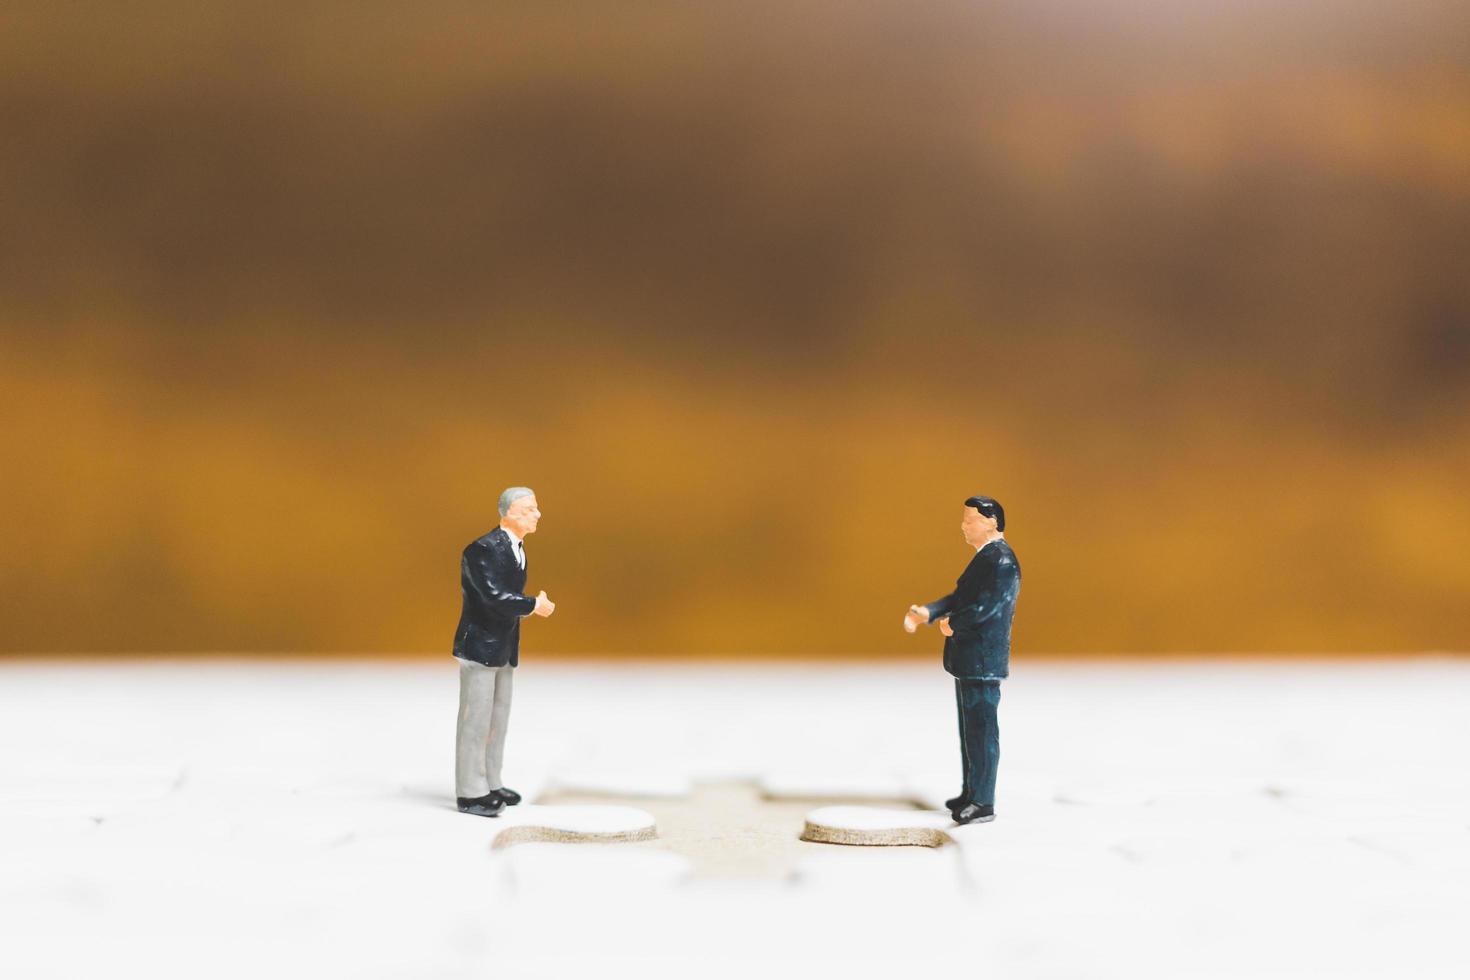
[
  {"x1": 903, "y1": 496, "x2": 1020, "y2": 825},
  {"x1": 453, "y1": 487, "x2": 555, "y2": 817}
]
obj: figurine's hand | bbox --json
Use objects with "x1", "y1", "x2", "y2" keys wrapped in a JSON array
[
  {"x1": 903, "y1": 604, "x2": 929, "y2": 633},
  {"x1": 533, "y1": 591, "x2": 555, "y2": 617},
  {"x1": 937, "y1": 617, "x2": 953, "y2": 637}
]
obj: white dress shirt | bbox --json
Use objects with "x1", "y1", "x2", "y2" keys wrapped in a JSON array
[{"x1": 503, "y1": 528, "x2": 525, "y2": 568}]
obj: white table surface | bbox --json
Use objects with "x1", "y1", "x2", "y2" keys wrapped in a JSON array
[{"x1": 2, "y1": 657, "x2": 1466, "y2": 978}]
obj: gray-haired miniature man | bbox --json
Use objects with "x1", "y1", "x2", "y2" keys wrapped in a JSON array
[{"x1": 452, "y1": 487, "x2": 555, "y2": 817}]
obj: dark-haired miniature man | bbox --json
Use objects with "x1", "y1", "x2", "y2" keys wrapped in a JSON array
[
  {"x1": 904, "y1": 496, "x2": 1020, "y2": 825},
  {"x1": 452, "y1": 487, "x2": 555, "y2": 817}
]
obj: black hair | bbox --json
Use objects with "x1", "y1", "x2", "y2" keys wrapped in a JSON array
[{"x1": 964, "y1": 495, "x2": 1005, "y2": 532}]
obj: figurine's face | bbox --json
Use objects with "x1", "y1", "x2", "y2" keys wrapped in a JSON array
[
  {"x1": 503, "y1": 494, "x2": 541, "y2": 536},
  {"x1": 960, "y1": 505, "x2": 997, "y2": 547}
]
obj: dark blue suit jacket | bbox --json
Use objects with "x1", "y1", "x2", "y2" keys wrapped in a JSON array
[
  {"x1": 924, "y1": 539, "x2": 1021, "y2": 680},
  {"x1": 452, "y1": 528, "x2": 536, "y2": 667}
]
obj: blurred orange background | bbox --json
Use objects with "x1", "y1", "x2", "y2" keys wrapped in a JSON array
[{"x1": 2, "y1": 1, "x2": 1468, "y2": 656}]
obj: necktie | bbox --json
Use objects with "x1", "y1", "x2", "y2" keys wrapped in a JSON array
[{"x1": 515, "y1": 542, "x2": 525, "y2": 568}]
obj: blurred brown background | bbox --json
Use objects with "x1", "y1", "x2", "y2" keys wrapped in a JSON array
[{"x1": 2, "y1": 1, "x2": 1467, "y2": 656}]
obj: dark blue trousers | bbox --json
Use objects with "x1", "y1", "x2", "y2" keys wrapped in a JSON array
[{"x1": 956, "y1": 679, "x2": 1002, "y2": 806}]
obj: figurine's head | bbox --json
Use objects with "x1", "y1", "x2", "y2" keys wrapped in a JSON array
[
  {"x1": 961, "y1": 495, "x2": 1004, "y2": 548},
  {"x1": 498, "y1": 487, "x2": 540, "y2": 537}
]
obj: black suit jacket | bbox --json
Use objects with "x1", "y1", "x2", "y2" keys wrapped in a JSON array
[
  {"x1": 923, "y1": 539, "x2": 1021, "y2": 680},
  {"x1": 452, "y1": 528, "x2": 536, "y2": 667}
]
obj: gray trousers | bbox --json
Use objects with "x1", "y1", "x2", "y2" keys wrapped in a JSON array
[{"x1": 455, "y1": 659, "x2": 514, "y2": 798}]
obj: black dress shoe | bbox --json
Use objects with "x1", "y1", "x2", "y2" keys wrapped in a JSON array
[
  {"x1": 953, "y1": 803, "x2": 995, "y2": 825},
  {"x1": 456, "y1": 793, "x2": 505, "y2": 817},
  {"x1": 491, "y1": 787, "x2": 522, "y2": 806},
  {"x1": 945, "y1": 794, "x2": 966, "y2": 812}
]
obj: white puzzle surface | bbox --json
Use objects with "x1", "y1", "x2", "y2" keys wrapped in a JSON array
[{"x1": 3, "y1": 659, "x2": 1468, "y2": 978}]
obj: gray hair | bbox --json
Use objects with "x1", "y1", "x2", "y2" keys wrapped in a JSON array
[{"x1": 498, "y1": 486, "x2": 536, "y2": 516}]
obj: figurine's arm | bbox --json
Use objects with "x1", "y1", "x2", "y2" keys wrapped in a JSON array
[
  {"x1": 922, "y1": 593, "x2": 958, "y2": 624},
  {"x1": 465, "y1": 547, "x2": 537, "y2": 618},
  {"x1": 905, "y1": 592, "x2": 955, "y2": 633},
  {"x1": 946, "y1": 561, "x2": 1017, "y2": 632}
]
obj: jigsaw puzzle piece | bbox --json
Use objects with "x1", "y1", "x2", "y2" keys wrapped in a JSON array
[
  {"x1": 801, "y1": 805, "x2": 956, "y2": 846},
  {"x1": 488, "y1": 802, "x2": 658, "y2": 848}
]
